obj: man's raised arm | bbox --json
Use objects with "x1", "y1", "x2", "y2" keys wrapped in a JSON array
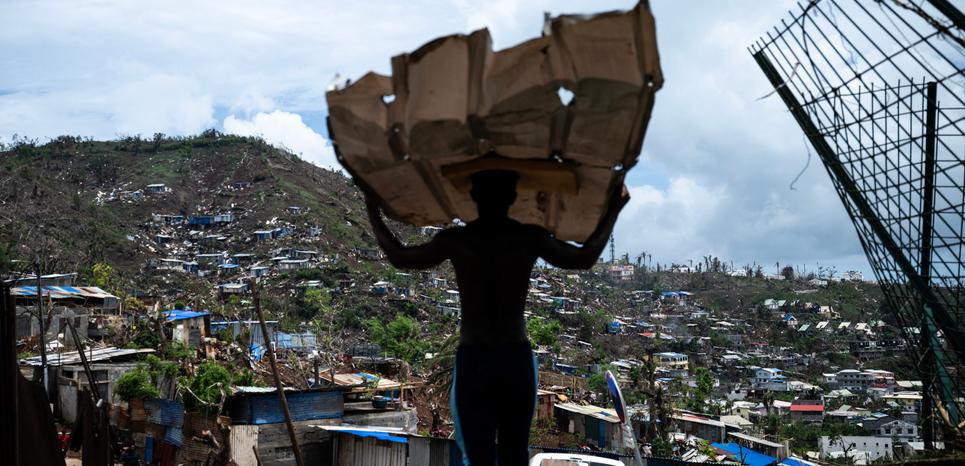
[
  {"x1": 364, "y1": 193, "x2": 450, "y2": 270},
  {"x1": 534, "y1": 185, "x2": 630, "y2": 270}
]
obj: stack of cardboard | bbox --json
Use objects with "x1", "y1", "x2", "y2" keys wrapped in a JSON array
[{"x1": 327, "y1": 1, "x2": 662, "y2": 241}]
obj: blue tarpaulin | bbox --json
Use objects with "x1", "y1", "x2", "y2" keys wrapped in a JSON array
[
  {"x1": 251, "y1": 343, "x2": 264, "y2": 361},
  {"x1": 163, "y1": 310, "x2": 210, "y2": 322},
  {"x1": 711, "y1": 443, "x2": 778, "y2": 466},
  {"x1": 340, "y1": 429, "x2": 408, "y2": 444}
]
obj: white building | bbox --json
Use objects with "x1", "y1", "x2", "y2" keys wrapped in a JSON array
[
  {"x1": 608, "y1": 264, "x2": 634, "y2": 281},
  {"x1": 819, "y1": 436, "x2": 892, "y2": 463},
  {"x1": 145, "y1": 183, "x2": 171, "y2": 194},
  {"x1": 842, "y1": 270, "x2": 863, "y2": 281},
  {"x1": 877, "y1": 419, "x2": 917, "y2": 440},
  {"x1": 825, "y1": 369, "x2": 894, "y2": 393},
  {"x1": 751, "y1": 368, "x2": 788, "y2": 391},
  {"x1": 213, "y1": 213, "x2": 236, "y2": 223},
  {"x1": 278, "y1": 259, "x2": 310, "y2": 270},
  {"x1": 158, "y1": 258, "x2": 185, "y2": 271},
  {"x1": 651, "y1": 352, "x2": 689, "y2": 377}
]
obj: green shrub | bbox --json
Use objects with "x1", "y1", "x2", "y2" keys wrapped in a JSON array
[
  {"x1": 295, "y1": 268, "x2": 325, "y2": 281},
  {"x1": 183, "y1": 362, "x2": 232, "y2": 412},
  {"x1": 233, "y1": 369, "x2": 257, "y2": 387},
  {"x1": 363, "y1": 313, "x2": 428, "y2": 365},
  {"x1": 116, "y1": 367, "x2": 160, "y2": 401},
  {"x1": 164, "y1": 341, "x2": 193, "y2": 360}
]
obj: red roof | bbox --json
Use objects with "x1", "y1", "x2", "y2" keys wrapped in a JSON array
[{"x1": 790, "y1": 404, "x2": 824, "y2": 412}]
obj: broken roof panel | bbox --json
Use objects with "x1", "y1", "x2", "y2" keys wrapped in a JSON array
[
  {"x1": 11, "y1": 285, "x2": 117, "y2": 300},
  {"x1": 326, "y1": 1, "x2": 662, "y2": 241},
  {"x1": 22, "y1": 347, "x2": 154, "y2": 366},
  {"x1": 321, "y1": 372, "x2": 403, "y2": 391},
  {"x1": 555, "y1": 402, "x2": 621, "y2": 423}
]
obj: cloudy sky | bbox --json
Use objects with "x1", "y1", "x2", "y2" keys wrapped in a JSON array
[{"x1": 0, "y1": 0, "x2": 873, "y2": 277}]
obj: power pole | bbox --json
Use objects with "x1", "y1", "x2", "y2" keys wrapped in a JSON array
[
  {"x1": 34, "y1": 260, "x2": 47, "y2": 395},
  {"x1": 609, "y1": 234, "x2": 616, "y2": 264}
]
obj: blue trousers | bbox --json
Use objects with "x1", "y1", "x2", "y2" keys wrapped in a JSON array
[{"x1": 450, "y1": 342, "x2": 537, "y2": 465}]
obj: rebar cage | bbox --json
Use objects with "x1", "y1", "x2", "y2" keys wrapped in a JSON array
[{"x1": 749, "y1": 0, "x2": 964, "y2": 448}]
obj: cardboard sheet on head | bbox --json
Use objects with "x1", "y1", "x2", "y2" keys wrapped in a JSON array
[{"x1": 326, "y1": 0, "x2": 662, "y2": 242}]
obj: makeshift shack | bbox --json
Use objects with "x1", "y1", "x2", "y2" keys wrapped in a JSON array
[{"x1": 162, "y1": 310, "x2": 211, "y2": 347}]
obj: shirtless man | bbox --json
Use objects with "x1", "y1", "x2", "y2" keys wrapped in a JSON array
[{"x1": 364, "y1": 169, "x2": 629, "y2": 465}]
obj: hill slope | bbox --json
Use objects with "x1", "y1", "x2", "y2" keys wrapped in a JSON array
[{"x1": 0, "y1": 132, "x2": 395, "y2": 300}]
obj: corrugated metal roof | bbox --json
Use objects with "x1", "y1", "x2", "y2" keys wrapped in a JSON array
[
  {"x1": 76, "y1": 286, "x2": 115, "y2": 298},
  {"x1": 323, "y1": 372, "x2": 402, "y2": 390},
  {"x1": 164, "y1": 426, "x2": 183, "y2": 447},
  {"x1": 231, "y1": 389, "x2": 343, "y2": 424},
  {"x1": 671, "y1": 413, "x2": 725, "y2": 427},
  {"x1": 233, "y1": 386, "x2": 297, "y2": 394},
  {"x1": 11, "y1": 285, "x2": 116, "y2": 299},
  {"x1": 727, "y1": 432, "x2": 783, "y2": 448},
  {"x1": 555, "y1": 402, "x2": 620, "y2": 423},
  {"x1": 21, "y1": 347, "x2": 155, "y2": 366},
  {"x1": 145, "y1": 398, "x2": 184, "y2": 427},
  {"x1": 789, "y1": 404, "x2": 824, "y2": 412}
]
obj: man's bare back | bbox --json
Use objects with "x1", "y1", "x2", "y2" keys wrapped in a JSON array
[
  {"x1": 362, "y1": 169, "x2": 628, "y2": 464},
  {"x1": 363, "y1": 170, "x2": 628, "y2": 345},
  {"x1": 434, "y1": 219, "x2": 540, "y2": 345}
]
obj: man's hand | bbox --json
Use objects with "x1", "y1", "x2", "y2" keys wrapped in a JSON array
[
  {"x1": 536, "y1": 183, "x2": 631, "y2": 269},
  {"x1": 359, "y1": 179, "x2": 450, "y2": 270},
  {"x1": 364, "y1": 191, "x2": 381, "y2": 213},
  {"x1": 355, "y1": 178, "x2": 381, "y2": 213},
  {"x1": 613, "y1": 184, "x2": 630, "y2": 209},
  {"x1": 605, "y1": 184, "x2": 630, "y2": 219}
]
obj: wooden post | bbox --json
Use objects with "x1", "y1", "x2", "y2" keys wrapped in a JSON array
[
  {"x1": 253, "y1": 283, "x2": 304, "y2": 466},
  {"x1": 154, "y1": 301, "x2": 168, "y2": 356},
  {"x1": 65, "y1": 320, "x2": 98, "y2": 397},
  {"x1": 313, "y1": 357, "x2": 319, "y2": 388},
  {"x1": 2, "y1": 285, "x2": 19, "y2": 465},
  {"x1": 399, "y1": 361, "x2": 407, "y2": 410}
]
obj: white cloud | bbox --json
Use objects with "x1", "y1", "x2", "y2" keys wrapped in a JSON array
[
  {"x1": 614, "y1": 178, "x2": 724, "y2": 263},
  {"x1": 0, "y1": 74, "x2": 214, "y2": 141},
  {"x1": 0, "y1": 0, "x2": 876, "y2": 274},
  {"x1": 110, "y1": 75, "x2": 215, "y2": 137},
  {"x1": 223, "y1": 111, "x2": 338, "y2": 170}
]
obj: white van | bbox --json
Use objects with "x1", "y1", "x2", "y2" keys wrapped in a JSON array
[{"x1": 529, "y1": 452, "x2": 626, "y2": 466}]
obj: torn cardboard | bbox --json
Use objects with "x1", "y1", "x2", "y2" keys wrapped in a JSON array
[{"x1": 326, "y1": 1, "x2": 662, "y2": 241}]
